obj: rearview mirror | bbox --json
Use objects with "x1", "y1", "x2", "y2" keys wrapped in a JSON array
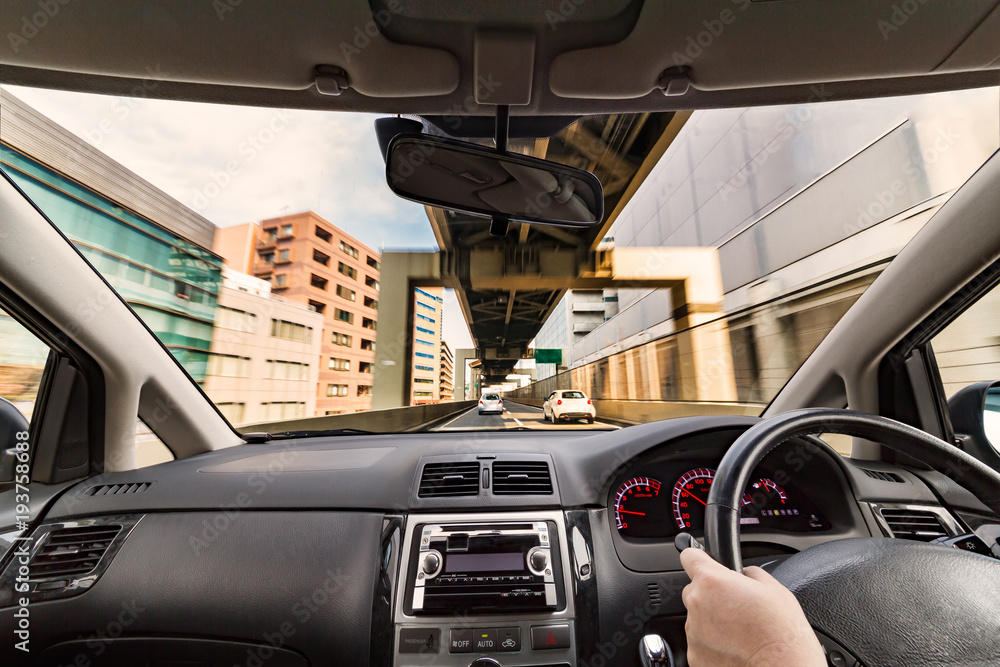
[{"x1": 385, "y1": 134, "x2": 604, "y2": 227}]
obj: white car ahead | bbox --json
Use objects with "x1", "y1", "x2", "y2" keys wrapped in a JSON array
[
  {"x1": 543, "y1": 390, "x2": 596, "y2": 424},
  {"x1": 478, "y1": 393, "x2": 503, "y2": 415}
]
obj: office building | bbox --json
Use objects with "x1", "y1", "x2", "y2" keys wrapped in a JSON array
[
  {"x1": 0, "y1": 91, "x2": 222, "y2": 382},
  {"x1": 411, "y1": 286, "x2": 443, "y2": 404},
  {"x1": 439, "y1": 340, "x2": 454, "y2": 402},
  {"x1": 213, "y1": 212, "x2": 381, "y2": 414},
  {"x1": 533, "y1": 289, "x2": 619, "y2": 380},
  {"x1": 202, "y1": 267, "x2": 323, "y2": 425}
]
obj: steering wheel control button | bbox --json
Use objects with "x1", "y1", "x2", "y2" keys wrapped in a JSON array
[
  {"x1": 815, "y1": 631, "x2": 862, "y2": 667},
  {"x1": 449, "y1": 628, "x2": 473, "y2": 653},
  {"x1": 497, "y1": 627, "x2": 520, "y2": 652},
  {"x1": 673, "y1": 532, "x2": 705, "y2": 553},
  {"x1": 473, "y1": 629, "x2": 497, "y2": 652},
  {"x1": 399, "y1": 628, "x2": 440, "y2": 654},
  {"x1": 530, "y1": 624, "x2": 571, "y2": 650}
]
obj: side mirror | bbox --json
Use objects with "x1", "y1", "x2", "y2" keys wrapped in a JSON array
[
  {"x1": 0, "y1": 397, "x2": 29, "y2": 483},
  {"x1": 385, "y1": 134, "x2": 604, "y2": 228},
  {"x1": 948, "y1": 381, "x2": 1000, "y2": 471}
]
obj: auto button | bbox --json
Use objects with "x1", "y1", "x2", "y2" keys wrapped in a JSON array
[{"x1": 473, "y1": 629, "x2": 497, "y2": 652}]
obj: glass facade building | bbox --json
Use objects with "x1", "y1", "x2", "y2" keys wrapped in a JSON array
[{"x1": 0, "y1": 95, "x2": 222, "y2": 381}]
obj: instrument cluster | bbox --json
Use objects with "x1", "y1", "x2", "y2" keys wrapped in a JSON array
[{"x1": 612, "y1": 462, "x2": 830, "y2": 539}]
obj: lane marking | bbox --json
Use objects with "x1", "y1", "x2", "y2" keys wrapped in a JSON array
[
  {"x1": 503, "y1": 409, "x2": 525, "y2": 427},
  {"x1": 436, "y1": 406, "x2": 479, "y2": 430}
]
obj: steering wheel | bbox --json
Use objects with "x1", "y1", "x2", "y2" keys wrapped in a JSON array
[{"x1": 704, "y1": 408, "x2": 1000, "y2": 666}]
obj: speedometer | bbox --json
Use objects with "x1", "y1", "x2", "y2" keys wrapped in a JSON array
[
  {"x1": 671, "y1": 468, "x2": 715, "y2": 530},
  {"x1": 614, "y1": 477, "x2": 662, "y2": 532}
]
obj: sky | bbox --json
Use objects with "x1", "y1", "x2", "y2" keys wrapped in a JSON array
[{"x1": 2, "y1": 85, "x2": 475, "y2": 351}]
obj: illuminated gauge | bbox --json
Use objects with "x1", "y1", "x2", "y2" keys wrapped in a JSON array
[
  {"x1": 747, "y1": 478, "x2": 787, "y2": 504},
  {"x1": 671, "y1": 468, "x2": 716, "y2": 530},
  {"x1": 742, "y1": 478, "x2": 789, "y2": 519},
  {"x1": 614, "y1": 477, "x2": 662, "y2": 533}
]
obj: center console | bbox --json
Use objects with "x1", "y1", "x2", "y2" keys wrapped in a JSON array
[{"x1": 393, "y1": 511, "x2": 577, "y2": 666}]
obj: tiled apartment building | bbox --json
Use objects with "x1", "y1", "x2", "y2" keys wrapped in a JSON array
[{"x1": 214, "y1": 212, "x2": 381, "y2": 414}]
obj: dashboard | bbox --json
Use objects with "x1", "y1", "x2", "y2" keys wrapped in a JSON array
[{"x1": 2, "y1": 415, "x2": 994, "y2": 667}]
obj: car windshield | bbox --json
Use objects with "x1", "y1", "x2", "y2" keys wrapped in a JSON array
[{"x1": 1, "y1": 85, "x2": 998, "y2": 434}]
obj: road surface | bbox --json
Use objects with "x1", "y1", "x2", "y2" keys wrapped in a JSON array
[{"x1": 433, "y1": 401, "x2": 619, "y2": 431}]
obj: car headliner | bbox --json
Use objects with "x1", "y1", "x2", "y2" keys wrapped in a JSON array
[{"x1": 1, "y1": 0, "x2": 998, "y2": 117}]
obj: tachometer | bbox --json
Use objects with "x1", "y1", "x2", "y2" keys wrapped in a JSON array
[
  {"x1": 614, "y1": 477, "x2": 662, "y2": 532},
  {"x1": 671, "y1": 468, "x2": 715, "y2": 530}
]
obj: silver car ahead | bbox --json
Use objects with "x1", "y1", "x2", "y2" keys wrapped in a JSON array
[{"x1": 478, "y1": 393, "x2": 503, "y2": 415}]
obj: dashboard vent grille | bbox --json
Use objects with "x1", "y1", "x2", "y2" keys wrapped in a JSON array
[
  {"x1": 861, "y1": 469, "x2": 904, "y2": 483},
  {"x1": 83, "y1": 482, "x2": 152, "y2": 496},
  {"x1": 30, "y1": 525, "x2": 122, "y2": 579},
  {"x1": 878, "y1": 508, "x2": 949, "y2": 542},
  {"x1": 492, "y1": 461, "x2": 553, "y2": 495},
  {"x1": 418, "y1": 462, "x2": 480, "y2": 497}
]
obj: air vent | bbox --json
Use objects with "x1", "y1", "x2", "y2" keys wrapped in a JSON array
[
  {"x1": 418, "y1": 462, "x2": 480, "y2": 497},
  {"x1": 492, "y1": 461, "x2": 553, "y2": 495},
  {"x1": 30, "y1": 525, "x2": 122, "y2": 579},
  {"x1": 861, "y1": 469, "x2": 904, "y2": 483},
  {"x1": 83, "y1": 482, "x2": 152, "y2": 496},
  {"x1": 647, "y1": 583, "x2": 661, "y2": 607},
  {"x1": 877, "y1": 508, "x2": 949, "y2": 542}
]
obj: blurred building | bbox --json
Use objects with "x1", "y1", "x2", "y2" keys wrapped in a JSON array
[
  {"x1": 411, "y1": 287, "x2": 444, "y2": 404},
  {"x1": 202, "y1": 267, "x2": 323, "y2": 424},
  {"x1": 439, "y1": 341, "x2": 454, "y2": 402},
  {"x1": 212, "y1": 212, "x2": 381, "y2": 414},
  {"x1": 0, "y1": 91, "x2": 222, "y2": 381},
  {"x1": 533, "y1": 288, "x2": 618, "y2": 380},
  {"x1": 514, "y1": 87, "x2": 1000, "y2": 405}
]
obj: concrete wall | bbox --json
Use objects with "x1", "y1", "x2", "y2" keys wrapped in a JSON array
[{"x1": 238, "y1": 400, "x2": 478, "y2": 433}]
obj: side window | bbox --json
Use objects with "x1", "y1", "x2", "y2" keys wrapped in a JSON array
[
  {"x1": 0, "y1": 306, "x2": 50, "y2": 422},
  {"x1": 930, "y1": 283, "x2": 1000, "y2": 399}
]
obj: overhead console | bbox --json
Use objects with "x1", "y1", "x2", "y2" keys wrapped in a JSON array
[{"x1": 394, "y1": 511, "x2": 577, "y2": 667}]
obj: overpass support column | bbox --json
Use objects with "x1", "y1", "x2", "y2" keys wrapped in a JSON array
[
  {"x1": 453, "y1": 348, "x2": 476, "y2": 401},
  {"x1": 372, "y1": 251, "x2": 444, "y2": 410}
]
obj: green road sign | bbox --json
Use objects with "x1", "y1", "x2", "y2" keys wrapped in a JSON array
[{"x1": 534, "y1": 348, "x2": 563, "y2": 364}]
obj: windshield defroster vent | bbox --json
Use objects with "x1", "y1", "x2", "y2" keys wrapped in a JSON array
[
  {"x1": 492, "y1": 461, "x2": 553, "y2": 495},
  {"x1": 877, "y1": 507, "x2": 951, "y2": 542},
  {"x1": 418, "y1": 462, "x2": 481, "y2": 497},
  {"x1": 83, "y1": 482, "x2": 153, "y2": 496},
  {"x1": 30, "y1": 525, "x2": 122, "y2": 579},
  {"x1": 860, "y1": 468, "x2": 904, "y2": 483}
]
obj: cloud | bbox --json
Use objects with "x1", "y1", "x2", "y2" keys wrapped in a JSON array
[{"x1": 2, "y1": 85, "x2": 437, "y2": 251}]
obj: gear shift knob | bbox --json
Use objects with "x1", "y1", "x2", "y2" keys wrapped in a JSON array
[{"x1": 639, "y1": 634, "x2": 675, "y2": 667}]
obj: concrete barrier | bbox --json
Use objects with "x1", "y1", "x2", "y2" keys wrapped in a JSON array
[{"x1": 237, "y1": 400, "x2": 479, "y2": 434}]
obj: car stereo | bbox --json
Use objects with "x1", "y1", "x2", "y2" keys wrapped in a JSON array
[{"x1": 403, "y1": 521, "x2": 563, "y2": 614}]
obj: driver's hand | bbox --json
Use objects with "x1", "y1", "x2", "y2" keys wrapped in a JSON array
[{"x1": 680, "y1": 547, "x2": 825, "y2": 667}]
